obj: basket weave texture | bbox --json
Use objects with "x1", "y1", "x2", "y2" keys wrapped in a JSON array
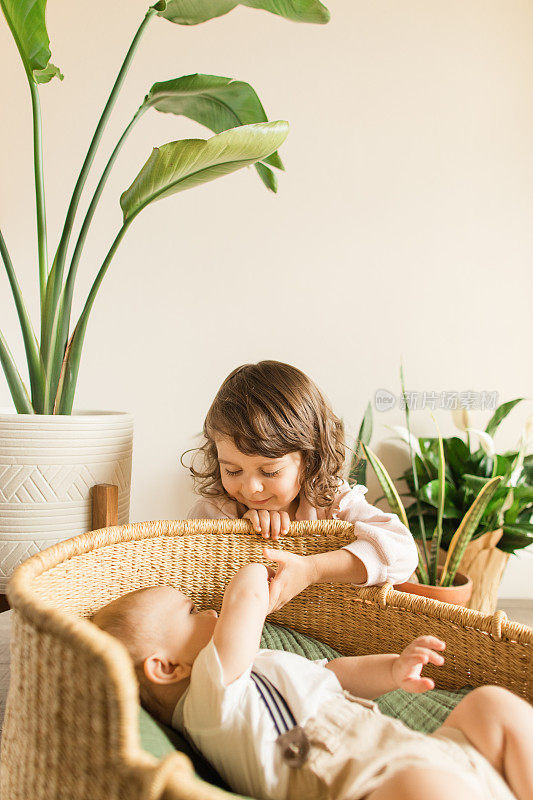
[{"x1": 1, "y1": 518, "x2": 532, "y2": 800}]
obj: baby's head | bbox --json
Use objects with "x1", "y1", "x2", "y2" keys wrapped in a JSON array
[
  {"x1": 91, "y1": 586, "x2": 217, "y2": 722},
  {"x1": 184, "y1": 360, "x2": 346, "y2": 510}
]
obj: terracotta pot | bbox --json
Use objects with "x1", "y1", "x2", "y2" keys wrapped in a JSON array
[{"x1": 394, "y1": 567, "x2": 473, "y2": 607}]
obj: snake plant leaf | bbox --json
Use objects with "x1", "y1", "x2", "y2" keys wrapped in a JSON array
[
  {"x1": 349, "y1": 402, "x2": 373, "y2": 487},
  {"x1": 428, "y1": 419, "x2": 446, "y2": 584},
  {"x1": 361, "y1": 444, "x2": 409, "y2": 529},
  {"x1": 0, "y1": 0, "x2": 62, "y2": 83},
  {"x1": 440, "y1": 476, "x2": 503, "y2": 587},
  {"x1": 158, "y1": 0, "x2": 330, "y2": 26},
  {"x1": 144, "y1": 74, "x2": 284, "y2": 191},
  {"x1": 0, "y1": 330, "x2": 34, "y2": 413},
  {"x1": 485, "y1": 398, "x2": 525, "y2": 437},
  {"x1": 120, "y1": 121, "x2": 289, "y2": 223}
]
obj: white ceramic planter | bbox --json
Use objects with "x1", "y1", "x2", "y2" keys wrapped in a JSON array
[{"x1": 0, "y1": 410, "x2": 133, "y2": 592}]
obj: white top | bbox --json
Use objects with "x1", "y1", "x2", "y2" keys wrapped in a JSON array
[
  {"x1": 172, "y1": 638, "x2": 344, "y2": 800},
  {"x1": 188, "y1": 481, "x2": 418, "y2": 585}
]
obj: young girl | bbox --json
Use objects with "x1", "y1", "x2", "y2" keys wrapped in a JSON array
[{"x1": 184, "y1": 360, "x2": 418, "y2": 612}]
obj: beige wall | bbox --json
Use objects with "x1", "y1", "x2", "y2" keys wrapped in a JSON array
[{"x1": 1, "y1": 1, "x2": 532, "y2": 597}]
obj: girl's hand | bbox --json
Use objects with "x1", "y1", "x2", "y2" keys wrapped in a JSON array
[
  {"x1": 392, "y1": 636, "x2": 446, "y2": 693},
  {"x1": 243, "y1": 509, "x2": 291, "y2": 540},
  {"x1": 263, "y1": 547, "x2": 317, "y2": 613}
]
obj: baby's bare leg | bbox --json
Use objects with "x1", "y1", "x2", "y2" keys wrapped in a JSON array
[
  {"x1": 437, "y1": 685, "x2": 533, "y2": 800},
  {"x1": 364, "y1": 767, "x2": 482, "y2": 800}
]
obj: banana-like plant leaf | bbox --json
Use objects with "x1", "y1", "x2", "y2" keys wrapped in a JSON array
[
  {"x1": 0, "y1": 0, "x2": 62, "y2": 82},
  {"x1": 362, "y1": 444, "x2": 409, "y2": 529},
  {"x1": 144, "y1": 74, "x2": 284, "y2": 191},
  {"x1": 57, "y1": 122, "x2": 288, "y2": 413},
  {"x1": 158, "y1": 0, "x2": 330, "y2": 26},
  {"x1": 440, "y1": 476, "x2": 503, "y2": 586},
  {"x1": 120, "y1": 121, "x2": 289, "y2": 223},
  {"x1": 485, "y1": 398, "x2": 525, "y2": 437}
]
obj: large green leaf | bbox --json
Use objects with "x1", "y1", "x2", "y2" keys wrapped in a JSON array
[
  {"x1": 158, "y1": 0, "x2": 330, "y2": 25},
  {"x1": 0, "y1": 0, "x2": 62, "y2": 82},
  {"x1": 57, "y1": 122, "x2": 288, "y2": 413},
  {"x1": 120, "y1": 121, "x2": 289, "y2": 222},
  {"x1": 419, "y1": 480, "x2": 461, "y2": 518},
  {"x1": 499, "y1": 522, "x2": 533, "y2": 554},
  {"x1": 144, "y1": 74, "x2": 284, "y2": 191},
  {"x1": 485, "y1": 398, "x2": 525, "y2": 437}
]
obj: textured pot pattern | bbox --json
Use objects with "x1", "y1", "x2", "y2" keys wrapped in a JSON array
[{"x1": 0, "y1": 411, "x2": 133, "y2": 592}]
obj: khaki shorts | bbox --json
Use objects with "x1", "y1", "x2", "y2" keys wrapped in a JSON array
[{"x1": 284, "y1": 690, "x2": 516, "y2": 800}]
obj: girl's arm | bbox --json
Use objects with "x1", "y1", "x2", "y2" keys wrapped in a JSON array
[
  {"x1": 265, "y1": 547, "x2": 367, "y2": 612},
  {"x1": 213, "y1": 563, "x2": 270, "y2": 685},
  {"x1": 325, "y1": 636, "x2": 446, "y2": 699}
]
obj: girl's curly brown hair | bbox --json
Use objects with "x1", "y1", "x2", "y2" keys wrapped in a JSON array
[{"x1": 182, "y1": 360, "x2": 348, "y2": 508}]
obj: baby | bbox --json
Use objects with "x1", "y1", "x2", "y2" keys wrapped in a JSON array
[{"x1": 92, "y1": 566, "x2": 532, "y2": 800}]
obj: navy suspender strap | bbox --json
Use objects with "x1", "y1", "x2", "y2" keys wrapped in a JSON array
[
  {"x1": 250, "y1": 670, "x2": 297, "y2": 735},
  {"x1": 250, "y1": 669, "x2": 310, "y2": 768}
]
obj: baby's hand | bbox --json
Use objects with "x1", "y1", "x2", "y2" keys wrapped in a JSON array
[
  {"x1": 242, "y1": 509, "x2": 291, "y2": 540},
  {"x1": 392, "y1": 636, "x2": 446, "y2": 693},
  {"x1": 263, "y1": 547, "x2": 316, "y2": 613}
]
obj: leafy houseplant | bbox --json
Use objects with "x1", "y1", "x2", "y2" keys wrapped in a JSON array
[
  {"x1": 397, "y1": 399, "x2": 533, "y2": 558},
  {"x1": 0, "y1": 0, "x2": 330, "y2": 415},
  {"x1": 0, "y1": 0, "x2": 330, "y2": 595},
  {"x1": 348, "y1": 376, "x2": 531, "y2": 608}
]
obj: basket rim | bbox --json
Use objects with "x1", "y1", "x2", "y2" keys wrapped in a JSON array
[{"x1": 6, "y1": 518, "x2": 533, "y2": 646}]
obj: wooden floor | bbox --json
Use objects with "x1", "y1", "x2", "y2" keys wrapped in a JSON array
[{"x1": 1, "y1": 601, "x2": 532, "y2": 739}]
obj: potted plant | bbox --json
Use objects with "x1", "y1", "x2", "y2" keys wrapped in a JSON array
[
  {"x1": 394, "y1": 398, "x2": 533, "y2": 612},
  {"x1": 0, "y1": 0, "x2": 330, "y2": 591},
  {"x1": 349, "y1": 372, "x2": 523, "y2": 608}
]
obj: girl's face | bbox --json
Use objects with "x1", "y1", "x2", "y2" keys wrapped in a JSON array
[{"x1": 215, "y1": 436, "x2": 303, "y2": 515}]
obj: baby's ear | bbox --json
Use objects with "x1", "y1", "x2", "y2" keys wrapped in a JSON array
[{"x1": 143, "y1": 654, "x2": 191, "y2": 685}]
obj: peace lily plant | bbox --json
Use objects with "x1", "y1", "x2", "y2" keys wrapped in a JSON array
[
  {"x1": 0, "y1": 0, "x2": 330, "y2": 415},
  {"x1": 349, "y1": 371, "x2": 533, "y2": 588}
]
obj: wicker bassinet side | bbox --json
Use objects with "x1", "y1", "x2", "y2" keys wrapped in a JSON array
[{"x1": 1, "y1": 519, "x2": 532, "y2": 800}]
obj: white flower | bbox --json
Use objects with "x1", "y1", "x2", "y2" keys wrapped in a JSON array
[
  {"x1": 386, "y1": 425, "x2": 423, "y2": 459},
  {"x1": 451, "y1": 406, "x2": 471, "y2": 432},
  {"x1": 468, "y1": 428, "x2": 496, "y2": 458}
]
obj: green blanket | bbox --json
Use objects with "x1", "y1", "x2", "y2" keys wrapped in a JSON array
[{"x1": 139, "y1": 622, "x2": 470, "y2": 792}]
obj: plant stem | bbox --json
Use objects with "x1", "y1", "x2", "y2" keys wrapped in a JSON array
[
  {"x1": 55, "y1": 220, "x2": 133, "y2": 414},
  {"x1": 46, "y1": 107, "x2": 148, "y2": 411},
  {"x1": 28, "y1": 80, "x2": 49, "y2": 310},
  {"x1": 41, "y1": 5, "x2": 158, "y2": 369},
  {"x1": 400, "y1": 363, "x2": 430, "y2": 576},
  {"x1": 0, "y1": 228, "x2": 45, "y2": 411}
]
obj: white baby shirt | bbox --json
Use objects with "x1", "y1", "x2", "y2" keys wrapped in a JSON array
[{"x1": 172, "y1": 638, "x2": 345, "y2": 800}]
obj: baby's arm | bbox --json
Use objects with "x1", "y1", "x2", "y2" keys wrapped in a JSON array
[
  {"x1": 325, "y1": 636, "x2": 446, "y2": 699},
  {"x1": 213, "y1": 563, "x2": 270, "y2": 685}
]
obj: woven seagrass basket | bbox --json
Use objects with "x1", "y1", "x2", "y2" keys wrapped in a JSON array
[{"x1": 1, "y1": 518, "x2": 532, "y2": 800}]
